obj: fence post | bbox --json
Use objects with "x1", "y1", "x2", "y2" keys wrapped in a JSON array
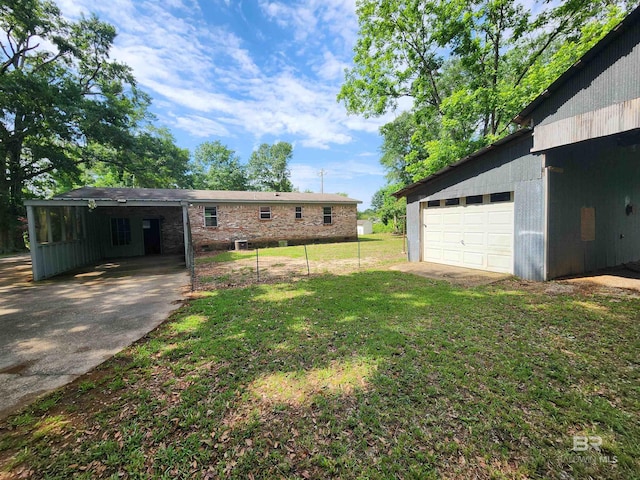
[
  {"x1": 256, "y1": 247, "x2": 260, "y2": 282},
  {"x1": 304, "y1": 244, "x2": 310, "y2": 276}
]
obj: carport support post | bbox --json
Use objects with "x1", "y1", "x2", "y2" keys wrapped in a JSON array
[
  {"x1": 26, "y1": 205, "x2": 41, "y2": 281},
  {"x1": 181, "y1": 203, "x2": 191, "y2": 270}
]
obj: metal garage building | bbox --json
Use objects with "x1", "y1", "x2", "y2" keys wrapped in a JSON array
[{"x1": 396, "y1": 6, "x2": 640, "y2": 281}]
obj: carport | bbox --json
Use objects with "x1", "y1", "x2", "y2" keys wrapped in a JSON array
[{"x1": 24, "y1": 196, "x2": 192, "y2": 281}]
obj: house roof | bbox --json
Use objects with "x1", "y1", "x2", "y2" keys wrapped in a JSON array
[
  {"x1": 514, "y1": 5, "x2": 640, "y2": 124},
  {"x1": 393, "y1": 128, "x2": 532, "y2": 198},
  {"x1": 52, "y1": 187, "x2": 361, "y2": 204}
]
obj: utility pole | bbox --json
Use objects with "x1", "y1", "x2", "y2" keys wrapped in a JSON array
[{"x1": 318, "y1": 169, "x2": 326, "y2": 193}]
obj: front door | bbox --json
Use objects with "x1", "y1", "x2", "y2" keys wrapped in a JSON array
[{"x1": 143, "y1": 218, "x2": 161, "y2": 255}]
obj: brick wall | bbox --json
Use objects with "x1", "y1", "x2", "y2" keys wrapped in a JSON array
[
  {"x1": 188, "y1": 202, "x2": 357, "y2": 251},
  {"x1": 96, "y1": 206, "x2": 184, "y2": 255}
]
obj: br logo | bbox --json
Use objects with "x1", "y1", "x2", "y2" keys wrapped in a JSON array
[{"x1": 572, "y1": 435, "x2": 602, "y2": 452}]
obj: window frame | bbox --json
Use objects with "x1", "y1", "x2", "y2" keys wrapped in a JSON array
[
  {"x1": 323, "y1": 206, "x2": 333, "y2": 225},
  {"x1": 204, "y1": 206, "x2": 218, "y2": 227},
  {"x1": 295, "y1": 206, "x2": 303, "y2": 219},
  {"x1": 427, "y1": 200, "x2": 441, "y2": 208},
  {"x1": 490, "y1": 192, "x2": 512, "y2": 203},
  {"x1": 444, "y1": 198, "x2": 460, "y2": 206},
  {"x1": 465, "y1": 195, "x2": 483, "y2": 205},
  {"x1": 259, "y1": 206, "x2": 272, "y2": 220},
  {"x1": 111, "y1": 218, "x2": 132, "y2": 246}
]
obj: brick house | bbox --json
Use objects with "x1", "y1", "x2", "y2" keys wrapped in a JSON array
[{"x1": 24, "y1": 187, "x2": 360, "y2": 280}]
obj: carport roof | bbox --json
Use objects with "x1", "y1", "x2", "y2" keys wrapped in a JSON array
[{"x1": 26, "y1": 187, "x2": 360, "y2": 205}]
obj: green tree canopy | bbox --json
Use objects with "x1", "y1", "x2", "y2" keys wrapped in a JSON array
[
  {"x1": 0, "y1": 0, "x2": 187, "y2": 252},
  {"x1": 247, "y1": 142, "x2": 294, "y2": 192},
  {"x1": 371, "y1": 183, "x2": 406, "y2": 234},
  {"x1": 340, "y1": 0, "x2": 631, "y2": 182},
  {"x1": 189, "y1": 141, "x2": 248, "y2": 191}
]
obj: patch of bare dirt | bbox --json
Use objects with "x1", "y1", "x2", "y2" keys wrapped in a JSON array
[{"x1": 195, "y1": 255, "x2": 377, "y2": 290}]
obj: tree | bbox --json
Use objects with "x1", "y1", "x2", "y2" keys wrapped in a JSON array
[
  {"x1": 0, "y1": 0, "x2": 181, "y2": 252},
  {"x1": 246, "y1": 142, "x2": 294, "y2": 192},
  {"x1": 371, "y1": 184, "x2": 406, "y2": 234},
  {"x1": 379, "y1": 111, "x2": 421, "y2": 187},
  {"x1": 77, "y1": 127, "x2": 190, "y2": 190},
  {"x1": 189, "y1": 141, "x2": 248, "y2": 191},
  {"x1": 339, "y1": 0, "x2": 631, "y2": 182}
]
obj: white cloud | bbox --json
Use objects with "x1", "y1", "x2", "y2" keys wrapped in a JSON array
[
  {"x1": 55, "y1": 0, "x2": 381, "y2": 150},
  {"x1": 171, "y1": 115, "x2": 231, "y2": 138}
]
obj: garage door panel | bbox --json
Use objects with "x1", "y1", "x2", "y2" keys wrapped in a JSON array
[
  {"x1": 426, "y1": 213, "x2": 442, "y2": 225},
  {"x1": 425, "y1": 249, "x2": 442, "y2": 261},
  {"x1": 462, "y1": 251, "x2": 484, "y2": 266},
  {"x1": 487, "y1": 233, "x2": 512, "y2": 248},
  {"x1": 463, "y1": 212, "x2": 485, "y2": 225},
  {"x1": 463, "y1": 232, "x2": 485, "y2": 246},
  {"x1": 488, "y1": 211, "x2": 512, "y2": 225},
  {"x1": 443, "y1": 213, "x2": 462, "y2": 225},
  {"x1": 425, "y1": 229, "x2": 442, "y2": 243},
  {"x1": 422, "y1": 200, "x2": 513, "y2": 274},
  {"x1": 442, "y1": 249, "x2": 463, "y2": 263},
  {"x1": 443, "y1": 232, "x2": 461, "y2": 244},
  {"x1": 487, "y1": 254, "x2": 512, "y2": 272}
]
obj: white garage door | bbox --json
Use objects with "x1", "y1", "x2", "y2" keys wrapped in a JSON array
[{"x1": 422, "y1": 194, "x2": 514, "y2": 274}]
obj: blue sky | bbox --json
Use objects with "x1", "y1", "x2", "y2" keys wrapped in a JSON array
[{"x1": 55, "y1": 0, "x2": 406, "y2": 209}]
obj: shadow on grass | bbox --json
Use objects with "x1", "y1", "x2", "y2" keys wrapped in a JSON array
[{"x1": 2, "y1": 271, "x2": 639, "y2": 479}]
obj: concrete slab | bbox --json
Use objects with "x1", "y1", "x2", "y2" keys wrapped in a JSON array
[
  {"x1": 0, "y1": 256, "x2": 188, "y2": 420},
  {"x1": 389, "y1": 262, "x2": 510, "y2": 287},
  {"x1": 562, "y1": 264, "x2": 640, "y2": 292}
]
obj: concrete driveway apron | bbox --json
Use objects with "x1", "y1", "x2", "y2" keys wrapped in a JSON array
[{"x1": 0, "y1": 255, "x2": 187, "y2": 419}]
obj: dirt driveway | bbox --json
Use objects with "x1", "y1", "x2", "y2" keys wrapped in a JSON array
[{"x1": 0, "y1": 255, "x2": 188, "y2": 419}]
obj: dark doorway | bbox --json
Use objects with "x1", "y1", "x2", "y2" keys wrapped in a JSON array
[{"x1": 143, "y1": 219, "x2": 162, "y2": 255}]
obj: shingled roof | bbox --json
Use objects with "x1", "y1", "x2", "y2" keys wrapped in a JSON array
[{"x1": 55, "y1": 187, "x2": 360, "y2": 204}]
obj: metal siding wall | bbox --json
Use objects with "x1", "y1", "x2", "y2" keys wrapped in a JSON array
[
  {"x1": 513, "y1": 179, "x2": 545, "y2": 281},
  {"x1": 533, "y1": 21, "x2": 640, "y2": 126},
  {"x1": 30, "y1": 206, "x2": 103, "y2": 280},
  {"x1": 404, "y1": 134, "x2": 547, "y2": 280},
  {"x1": 425, "y1": 137, "x2": 541, "y2": 201},
  {"x1": 546, "y1": 136, "x2": 640, "y2": 278},
  {"x1": 405, "y1": 199, "x2": 421, "y2": 262}
]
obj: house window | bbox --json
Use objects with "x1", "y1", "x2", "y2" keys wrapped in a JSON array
[
  {"x1": 445, "y1": 198, "x2": 460, "y2": 206},
  {"x1": 323, "y1": 206, "x2": 333, "y2": 225},
  {"x1": 427, "y1": 200, "x2": 441, "y2": 208},
  {"x1": 260, "y1": 206, "x2": 272, "y2": 220},
  {"x1": 111, "y1": 218, "x2": 131, "y2": 246},
  {"x1": 204, "y1": 207, "x2": 218, "y2": 227},
  {"x1": 490, "y1": 192, "x2": 511, "y2": 203},
  {"x1": 465, "y1": 195, "x2": 483, "y2": 205},
  {"x1": 295, "y1": 206, "x2": 303, "y2": 219}
]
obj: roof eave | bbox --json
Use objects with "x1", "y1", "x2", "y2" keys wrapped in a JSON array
[{"x1": 393, "y1": 128, "x2": 532, "y2": 199}]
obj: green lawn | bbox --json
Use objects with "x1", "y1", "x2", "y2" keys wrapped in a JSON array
[
  {"x1": 195, "y1": 233, "x2": 406, "y2": 264},
  {"x1": 1, "y1": 247, "x2": 639, "y2": 478},
  {"x1": 195, "y1": 234, "x2": 408, "y2": 288}
]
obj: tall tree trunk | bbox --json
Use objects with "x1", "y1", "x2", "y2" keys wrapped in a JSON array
[{"x1": 0, "y1": 152, "x2": 12, "y2": 253}]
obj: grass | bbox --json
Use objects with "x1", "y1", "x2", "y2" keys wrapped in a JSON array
[
  {"x1": 195, "y1": 233, "x2": 406, "y2": 265},
  {"x1": 195, "y1": 233, "x2": 407, "y2": 287},
  {"x1": 1, "y1": 240, "x2": 639, "y2": 478}
]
